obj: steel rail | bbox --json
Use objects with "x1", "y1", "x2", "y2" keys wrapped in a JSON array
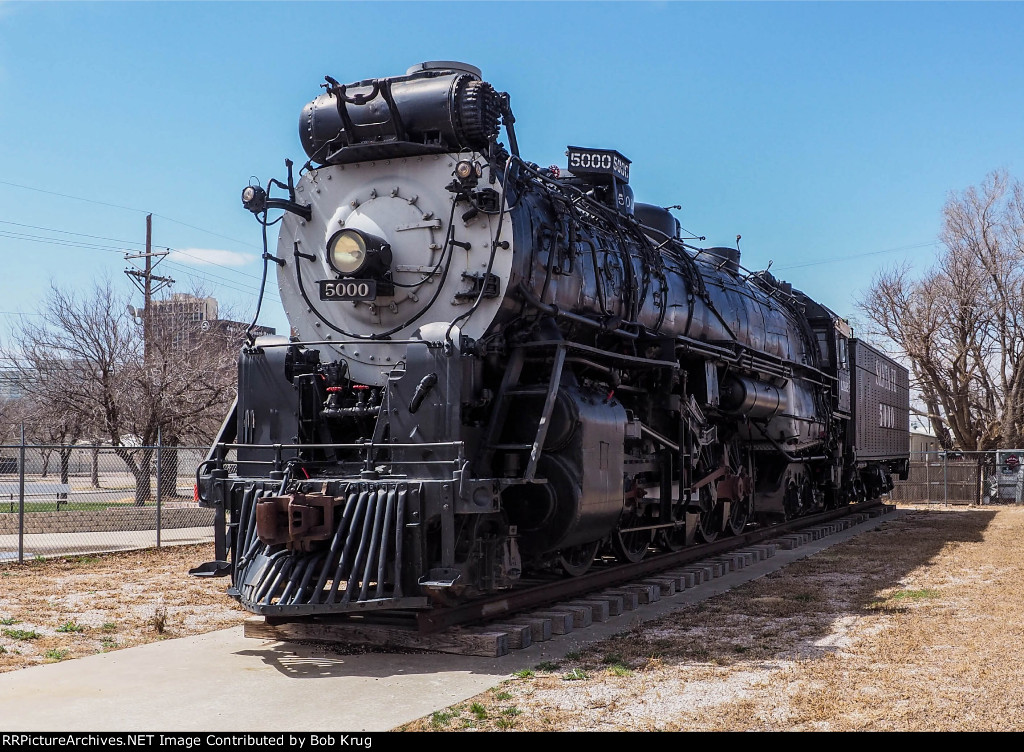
[{"x1": 413, "y1": 499, "x2": 889, "y2": 633}]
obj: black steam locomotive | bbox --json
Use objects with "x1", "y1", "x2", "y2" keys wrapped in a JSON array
[{"x1": 193, "y1": 62, "x2": 910, "y2": 618}]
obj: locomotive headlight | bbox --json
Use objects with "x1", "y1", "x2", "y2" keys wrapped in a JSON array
[
  {"x1": 241, "y1": 184, "x2": 267, "y2": 214},
  {"x1": 454, "y1": 160, "x2": 482, "y2": 188},
  {"x1": 326, "y1": 228, "x2": 393, "y2": 278},
  {"x1": 328, "y1": 230, "x2": 368, "y2": 274}
]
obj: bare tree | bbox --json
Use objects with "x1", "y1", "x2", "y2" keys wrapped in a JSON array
[
  {"x1": 2, "y1": 278, "x2": 239, "y2": 504},
  {"x1": 859, "y1": 170, "x2": 1024, "y2": 450}
]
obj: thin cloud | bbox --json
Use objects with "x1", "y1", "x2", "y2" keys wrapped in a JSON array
[{"x1": 168, "y1": 248, "x2": 256, "y2": 267}]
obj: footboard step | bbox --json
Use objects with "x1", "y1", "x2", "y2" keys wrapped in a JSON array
[{"x1": 243, "y1": 617, "x2": 511, "y2": 657}]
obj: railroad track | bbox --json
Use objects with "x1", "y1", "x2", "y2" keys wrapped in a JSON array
[{"x1": 244, "y1": 500, "x2": 895, "y2": 656}]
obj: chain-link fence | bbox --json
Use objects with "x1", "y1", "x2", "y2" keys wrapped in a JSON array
[
  {"x1": 5, "y1": 442, "x2": 1023, "y2": 562},
  {"x1": 889, "y1": 450, "x2": 1024, "y2": 506},
  {"x1": 0, "y1": 443, "x2": 216, "y2": 563}
]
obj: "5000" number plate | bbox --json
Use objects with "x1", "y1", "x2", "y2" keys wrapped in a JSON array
[{"x1": 319, "y1": 279, "x2": 377, "y2": 301}]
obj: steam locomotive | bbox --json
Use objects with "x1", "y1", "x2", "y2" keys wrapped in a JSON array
[{"x1": 193, "y1": 62, "x2": 910, "y2": 618}]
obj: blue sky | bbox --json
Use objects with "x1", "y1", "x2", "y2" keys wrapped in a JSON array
[{"x1": 1, "y1": 1, "x2": 1022, "y2": 341}]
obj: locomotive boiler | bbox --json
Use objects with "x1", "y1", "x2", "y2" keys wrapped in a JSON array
[{"x1": 193, "y1": 62, "x2": 910, "y2": 618}]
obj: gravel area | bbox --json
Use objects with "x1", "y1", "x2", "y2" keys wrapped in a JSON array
[{"x1": 3, "y1": 503, "x2": 1023, "y2": 731}]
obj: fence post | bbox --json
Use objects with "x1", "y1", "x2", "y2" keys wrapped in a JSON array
[
  {"x1": 17, "y1": 423, "x2": 26, "y2": 564},
  {"x1": 1016, "y1": 460, "x2": 1024, "y2": 505},
  {"x1": 925, "y1": 452, "x2": 930, "y2": 503},
  {"x1": 943, "y1": 452, "x2": 948, "y2": 506},
  {"x1": 155, "y1": 429, "x2": 162, "y2": 548},
  {"x1": 975, "y1": 454, "x2": 980, "y2": 505}
]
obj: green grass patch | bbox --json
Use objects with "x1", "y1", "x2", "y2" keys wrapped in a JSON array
[
  {"x1": 563, "y1": 668, "x2": 589, "y2": 681},
  {"x1": 0, "y1": 617, "x2": 19, "y2": 625},
  {"x1": 3, "y1": 628, "x2": 39, "y2": 640},
  {"x1": 429, "y1": 710, "x2": 455, "y2": 729},
  {"x1": 45, "y1": 649, "x2": 69, "y2": 662},
  {"x1": 868, "y1": 588, "x2": 941, "y2": 611},
  {"x1": 9, "y1": 501, "x2": 150, "y2": 513},
  {"x1": 100, "y1": 622, "x2": 117, "y2": 633},
  {"x1": 512, "y1": 669, "x2": 534, "y2": 679},
  {"x1": 535, "y1": 660, "x2": 560, "y2": 672},
  {"x1": 469, "y1": 702, "x2": 488, "y2": 720},
  {"x1": 57, "y1": 621, "x2": 86, "y2": 633},
  {"x1": 492, "y1": 690, "x2": 512, "y2": 701},
  {"x1": 607, "y1": 663, "x2": 633, "y2": 676},
  {"x1": 891, "y1": 588, "x2": 940, "y2": 601}
]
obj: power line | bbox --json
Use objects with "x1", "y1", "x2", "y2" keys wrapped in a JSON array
[
  {"x1": 773, "y1": 241, "x2": 939, "y2": 271},
  {"x1": 163, "y1": 261, "x2": 282, "y2": 305},
  {"x1": 0, "y1": 219, "x2": 269, "y2": 283},
  {"x1": 0, "y1": 179, "x2": 261, "y2": 250},
  {"x1": 0, "y1": 220, "x2": 148, "y2": 248}
]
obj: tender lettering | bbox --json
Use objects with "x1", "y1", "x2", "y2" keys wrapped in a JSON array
[{"x1": 876, "y1": 361, "x2": 898, "y2": 392}]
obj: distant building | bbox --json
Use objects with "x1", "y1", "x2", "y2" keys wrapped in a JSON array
[
  {"x1": 147, "y1": 293, "x2": 274, "y2": 351},
  {"x1": 910, "y1": 430, "x2": 941, "y2": 455},
  {"x1": 0, "y1": 364, "x2": 23, "y2": 401}
]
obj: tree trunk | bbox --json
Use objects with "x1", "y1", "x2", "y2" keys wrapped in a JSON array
[
  {"x1": 117, "y1": 447, "x2": 153, "y2": 506},
  {"x1": 91, "y1": 446, "x2": 99, "y2": 488},
  {"x1": 158, "y1": 442, "x2": 179, "y2": 499},
  {"x1": 60, "y1": 447, "x2": 71, "y2": 485},
  {"x1": 132, "y1": 449, "x2": 153, "y2": 507}
]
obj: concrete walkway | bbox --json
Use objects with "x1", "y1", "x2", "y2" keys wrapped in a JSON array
[
  {"x1": 0, "y1": 526, "x2": 214, "y2": 562},
  {"x1": 0, "y1": 510, "x2": 898, "y2": 732}
]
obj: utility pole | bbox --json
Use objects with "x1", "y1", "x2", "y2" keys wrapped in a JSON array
[{"x1": 124, "y1": 214, "x2": 174, "y2": 360}]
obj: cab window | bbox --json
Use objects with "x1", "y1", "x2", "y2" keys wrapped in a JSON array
[{"x1": 837, "y1": 336, "x2": 848, "y2": 369}]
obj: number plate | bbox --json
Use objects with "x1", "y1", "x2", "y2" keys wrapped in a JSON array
[
  {"x1": 566, "y1": 145, "x2": 631, "y2": 183},
  {"x1": 319, "y1": 279, "x2": 377, "y2": 301}
]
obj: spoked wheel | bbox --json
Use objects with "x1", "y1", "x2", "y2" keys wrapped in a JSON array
[
  {"x1": 695, "y1": 487, "x2": 720, "y2": 543},
  {"x1": 612, "y1": 517, "x2": 654, "y2": 563},
  {"x1": 557, "y1": 540, "x2": 601, "y2": 576},
  {"x1": 783, "y1": 479, "x2": 801, "y2": 520},
  {"x1": 726, "y1": 497, "x2": 750, "y2": 536},
  {"x1": 658, "y1": 518, "x2": 688, "y2": 552}
]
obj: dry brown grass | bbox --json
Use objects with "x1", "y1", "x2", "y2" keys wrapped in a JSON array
[
  {"x1": 397, "y1": 504, "x2": 1024, "y2": 731},
  {"x1": 3, "y1": 505, "x2": 1024, "y2": 731},
  {"x1": 0, "y1": 544, "x2": 247, "y2": 672}
]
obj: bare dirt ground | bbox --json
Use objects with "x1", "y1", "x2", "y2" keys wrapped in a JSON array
[
  {"x1": 3, "y1": 503, "x2": 1024, "y2": 731},
  {"x1": 0, "y1": 544, "x2": 248, "y2": 668}
]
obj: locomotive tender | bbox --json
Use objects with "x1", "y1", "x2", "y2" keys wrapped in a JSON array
[{"x1": 194, "y1": 62, "x2": 910, "y2": 618}]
